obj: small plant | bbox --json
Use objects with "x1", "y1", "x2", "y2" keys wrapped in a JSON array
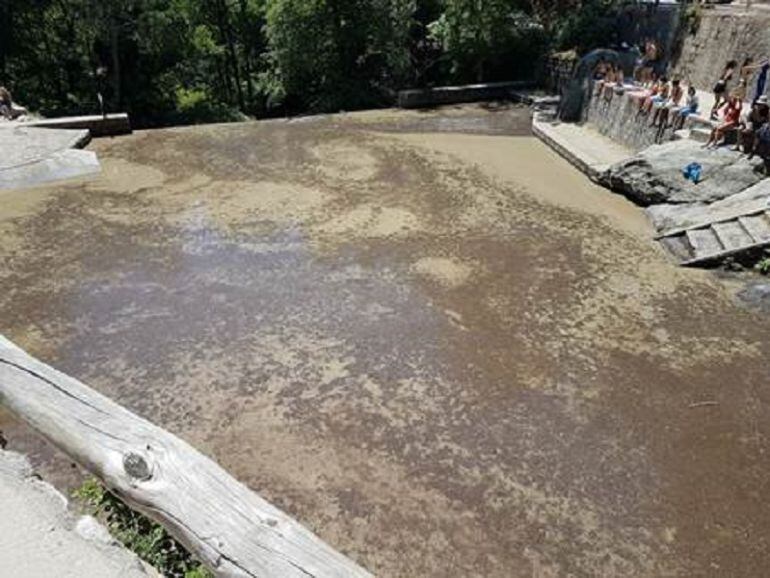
[
  {"x1": 74, "y1": 478, "x2": 212, "y2": 578},
  {"x1": 757, "y1": 257, "x2": 770, "y2": 275}
]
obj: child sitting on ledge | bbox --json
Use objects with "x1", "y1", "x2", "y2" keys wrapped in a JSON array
[
  {"x1": 651, "y1": 78, "x2": 683, "y2": 128},
  {"x1": 638, "y1": 77, "x2": 669, "y2": 117},
  {"x1": 671, "y1": 86, "x2": 700, "y2": 131}
]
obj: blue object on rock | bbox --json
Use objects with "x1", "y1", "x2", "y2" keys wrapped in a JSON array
[{"x1": 682, "y1": 162, "x2": 702, "y2": 183}]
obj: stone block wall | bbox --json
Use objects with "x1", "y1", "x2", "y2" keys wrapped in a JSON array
[
  {"x1": 673, "y1": 9, "x2": 770, "y2": 96},
  {"x1": 584, "y1": 85, "x2": 673, "y2": 151}
]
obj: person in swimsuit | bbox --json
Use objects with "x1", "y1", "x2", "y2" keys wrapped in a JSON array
[
  {"x1": 711, "y1": 60, "x2": 738, "y2": 120},
  {"x1": 651, "y1": 78, "x2": 683, "y2": 127},
  {"x1": 672, "y1": 86, "x2": 700, "y2": 131},
  {"x1": 736, "y1": 95, "x2": 769, "y2": 154},
  {"x1": 705, "y1": 95, "x2": 742, "y2": 148}
]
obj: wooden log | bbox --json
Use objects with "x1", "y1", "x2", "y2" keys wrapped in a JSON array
[{"x1": 0, "y1": 335, "x2": 372, "y2": 578}]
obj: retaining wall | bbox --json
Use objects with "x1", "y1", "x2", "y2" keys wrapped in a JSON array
[
  {"x1": 397, "y1": 81, "x2": 535, "y2": 108},
  {"x1": 673, "y1": 7, "x2": 770, "y2": 97},
  {"x1": 584, "y1": 84, "x2": 680, "y2": 151}
]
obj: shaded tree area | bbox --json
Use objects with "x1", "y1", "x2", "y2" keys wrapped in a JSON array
[{"x1": 0, "y1": 0, "x2": 621, "y2": 127}]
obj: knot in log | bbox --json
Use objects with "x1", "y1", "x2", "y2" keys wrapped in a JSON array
[{"x1": 123, "y1": 452, "x2": 153, "y2": 481}]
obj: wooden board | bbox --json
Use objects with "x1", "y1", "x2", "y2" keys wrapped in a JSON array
[
  {"x1": 711, "y1": 220, "x2": 753, "y2": 250},
  {"x1": 685, "y1": 227, "x2": 724, "y2": 258},
  {"x1": 0, "y1": 335, "x2": 371, "y2": 578},
  {"x1": 738, "y1": 212, "x2": 770, "y2": 242}
]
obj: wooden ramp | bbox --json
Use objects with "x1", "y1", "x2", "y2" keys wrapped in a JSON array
[{"x1": 657, "y1": 208, "x2": 770, "y2": 266}]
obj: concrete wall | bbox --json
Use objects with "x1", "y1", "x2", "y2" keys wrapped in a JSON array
[
  {"x1": 397, "y1": 81, "x2": 534, "y2": 108},
  {"x1": 672, "y1": 8, "x2": 770, "y2": 96},
  {"x1": 584, "y1": 86, "x2": 668, "y2": 151}
]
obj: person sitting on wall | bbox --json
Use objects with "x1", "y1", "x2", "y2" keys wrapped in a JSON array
[
  {"x1": 602, "y1": 65, "x2": 619, "y2": 103},
  {"x1": 672, "y1": 86, "x2": 700, "y2": 131},
  {"x1": 710, "y1": 60, "x2": 738, "y2": 120},
  {"x1": 636, "y1": 76, "x2": 662, "y2": 117},
  {"x1": 752, "y1": 116, "x2": 770, "y2": 163},
  {"x1": 651, "y1": 78, "x2": 683, "y2": 127},
  {"x1": 594, "y1": 63, "x2": 612, "y2": 97},
  {"x1": 0, "y1": 86, "x2": 27, "y2": 120},
  {"x1": 593, "y1": 58, "x2": 609, "y2": 80},
  {"x1": 736, "y1": 95, "x2": 769, "y2": 155},
  {"x1": 639, "y1": 39, "x2": 658, "y2": 84},
  {"x1": 0, "y1": 86, "x2": 14, "y2": 120},
  {"x1": 613, "y1": 67, "x2": 626, "y2": 94},
  {"x1": 705, "y1": 94, "x2": 742, "y2": 148},
  {"x1": 641, "y1": 77, "x2": 670, "y2": 117}
]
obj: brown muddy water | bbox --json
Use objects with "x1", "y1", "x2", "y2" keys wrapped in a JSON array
[{"x1": 1, "y1": 103, "x2": 769, "y2": 577}]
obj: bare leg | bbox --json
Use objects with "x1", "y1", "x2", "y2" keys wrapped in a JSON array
[{"x1": 710, "y1": 94, "x2": 721, "y2": 119}]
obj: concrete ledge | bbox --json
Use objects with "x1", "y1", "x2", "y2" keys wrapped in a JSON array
[
  {"x1": 532, "y1": 112, "x2": 632, "y2": 181},
  {"x1": 0, "y1": 149, "x2": 101, "y2": 190},
  {"x1": 0, "y1": 450, "x2": 150, "y2": 578},
  {"x1": 26, "y1": 113, "x2": 131, "y2": 137},
  {"x1": 0, "y1": 126, "x2": 101, "y2": 190},
  {"x1": 398, "y1": 81, "x2": 535, "y2": 108}
]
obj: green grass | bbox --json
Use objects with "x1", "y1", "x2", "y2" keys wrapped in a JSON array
[{"x1": 73, "y1": 478, "x2": 212, "y2": 578}]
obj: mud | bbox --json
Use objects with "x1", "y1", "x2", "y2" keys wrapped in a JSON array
[{"x1": 1, "y1": 103, "x2": 769, "y2": 577}]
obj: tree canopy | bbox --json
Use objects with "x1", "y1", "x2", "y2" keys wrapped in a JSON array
[{"x1": 0, "y1": 0, "x2": 618, "y2": 127}]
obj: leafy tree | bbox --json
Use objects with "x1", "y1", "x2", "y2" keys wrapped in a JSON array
[
  {"x1": 554, "y1": 0, "x2": 624, "y2": 54},
  {"x1": 3, "y1": 0, "x2": 601, "y2": 125},
  {"x1": 262, "y1": 0, "x2": 415, "y2": 112},
  {"x1": 428, "y1": 0, "x2": 546, "y2": 83}
]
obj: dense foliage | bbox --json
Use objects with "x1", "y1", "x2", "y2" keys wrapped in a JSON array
[{"x1": 0, "y1": 0, "x2": 616, "y2": 126}]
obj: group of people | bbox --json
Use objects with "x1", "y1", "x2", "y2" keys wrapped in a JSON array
[
  {"x1": 635, "y1": 76, "x2": 697, "y2": 132},
  {"x1": 592, "y1": 50, "x2": 770, "y2": 159},
  {"x1": 704, "y1": 57, "x2": 770, "y2": 155}
]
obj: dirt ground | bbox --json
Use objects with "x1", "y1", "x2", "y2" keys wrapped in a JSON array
[{"x1": 1, "y1": 103, "x2": 769, "y2": 577}]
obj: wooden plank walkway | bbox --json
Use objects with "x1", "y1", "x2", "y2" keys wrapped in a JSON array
[{"x1": 657, "y1": 206, "x2": 770, "y2": 266}]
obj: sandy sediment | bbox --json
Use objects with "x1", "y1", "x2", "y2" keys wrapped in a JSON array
[{"x1": 1, "y1": 104, "x2": 769, "y2": 577}]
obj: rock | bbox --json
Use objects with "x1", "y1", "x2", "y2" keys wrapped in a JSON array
[
  {"x1": 737, "y1": 283, "x2": 770, "y2": 312},
  {"x1": 75, "y1": 515, "x2": 116, "y2": 545},
  {"x1": 598, "y1": 139, "x2": 765, "y2": 206}
]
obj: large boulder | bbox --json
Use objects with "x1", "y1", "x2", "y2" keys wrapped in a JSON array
[{"x1": 598, "y1": 139, "x2": 766, "y2": 206}]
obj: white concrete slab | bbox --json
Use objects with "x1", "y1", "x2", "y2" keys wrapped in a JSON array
[
  {"x1": 0, "y1": 450, "x2": 151, "y2": 578},
  {"x1": 0, "y1": 125, "x2": 99, "y2": 190},
  {"x1": 532, "y1": 113, "x2": 633, "y2": 179}
]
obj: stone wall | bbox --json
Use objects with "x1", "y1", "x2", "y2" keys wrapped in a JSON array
[
  {"x1": 397, "y1": 81, "x2": 535, "y2": 108},
  {"x1": 584, "y1": 85, "x2": 674, "y2": 151},
  {"x1": 672, "y1": 8, "x2": 770, "y2": 96}
]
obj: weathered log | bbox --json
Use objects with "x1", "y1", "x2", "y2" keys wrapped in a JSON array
[{"x1": 0, "y1": 335, "x2": 371, "y2": 578}]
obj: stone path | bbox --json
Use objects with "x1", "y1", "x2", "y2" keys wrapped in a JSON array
[{"x1": 0, "y1": 450, "x2": 151, "y2": 578}]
